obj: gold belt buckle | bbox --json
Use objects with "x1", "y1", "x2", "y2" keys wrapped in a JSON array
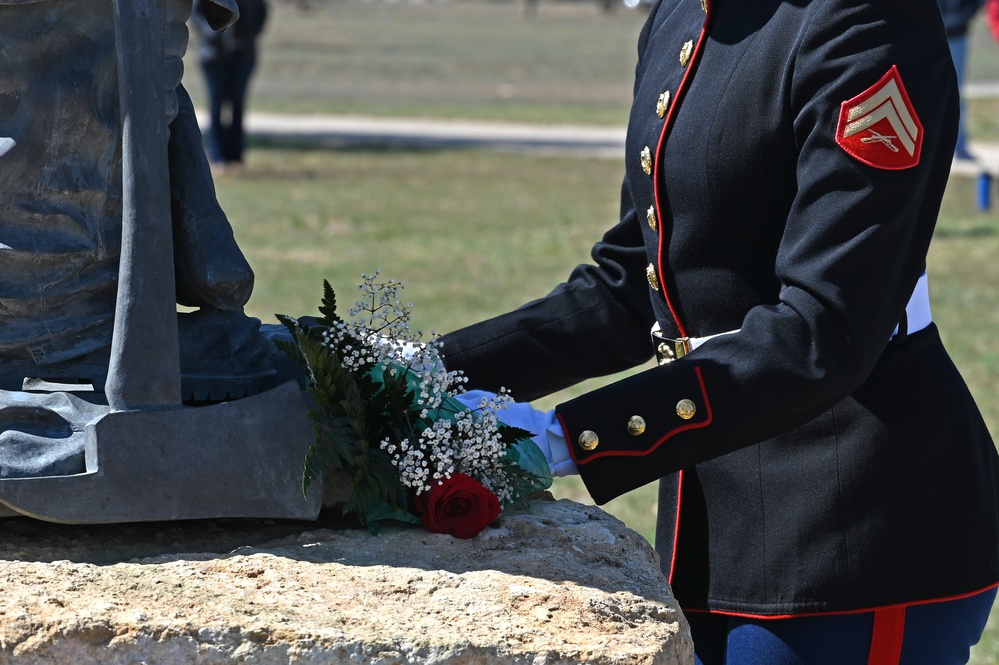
[{"x1": 655, "y1": 336, "x2": 691, "y2": 365}]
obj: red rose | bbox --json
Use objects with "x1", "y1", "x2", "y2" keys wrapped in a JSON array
[{"x1": 414, "y1": 473, "x2": 501, "y2": 539}]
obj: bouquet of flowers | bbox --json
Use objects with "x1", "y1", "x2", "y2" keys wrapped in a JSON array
[{"x1": 277, "y1": 273, "x2": 552, "y2": 538}]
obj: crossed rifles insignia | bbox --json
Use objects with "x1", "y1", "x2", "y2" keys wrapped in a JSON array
[{"x1": 836, "y1": 65, "x2": 923, "y2": 170}]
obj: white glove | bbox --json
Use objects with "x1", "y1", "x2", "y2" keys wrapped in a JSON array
[{"x1": 455, "y1": 390, "x2": 578, "y2": 477}]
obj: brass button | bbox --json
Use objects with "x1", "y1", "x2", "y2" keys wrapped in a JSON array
[
  {"x1": 579, "y1": 430, "x2": 600, "y2": 451},
  {"x1": 676, "y1": 399, "x2": 697, "y2": 420},
  {"x1": 646, "y1": 205, "x2": 658, "y2": 231},
  {"x1": 700, "y1": 0, "x2": 707, "y2": 12},
  {"x1": 646, "y1": 264, "x2": 660, "y2": 291},
  {"x1": 680, "y1": 40, "x2": 694, "y2": 67},
  {"x1": 656, "y1": 90, "x2": 671, "y2": 118},
  {"x1": 640, "y1": 146, "x2": 652, "y2": 175},
  {"x1": 627, "y1": 416, "x2": 647, "y2": 436}
]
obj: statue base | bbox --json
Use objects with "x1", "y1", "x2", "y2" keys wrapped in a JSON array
[
  {"x1": 0, "y1": 498, "x2": 694, "y2": 664},
  {"x1": 0, "y1": 381, "x2": 320, "y2": 523}
]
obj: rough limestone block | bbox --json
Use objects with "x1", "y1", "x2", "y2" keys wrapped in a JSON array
[{"x1": 0, "y1": 498, "x2": 693, "y2": 664}]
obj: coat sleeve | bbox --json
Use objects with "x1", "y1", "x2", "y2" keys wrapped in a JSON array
[
  {"x1": 439, "y1": 186, "x2": 657, "y2": 402},
  {"x1": 554, "y1": 1, "x2": 961, "y2": 503}
]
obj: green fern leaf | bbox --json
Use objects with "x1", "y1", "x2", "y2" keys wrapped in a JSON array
[{"x1": 319, "y1": 279, "x2": 339, "y2": 325}]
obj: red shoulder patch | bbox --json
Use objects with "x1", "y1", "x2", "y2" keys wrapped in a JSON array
[{"x1": 836, "y1": 65, "x2": 923, "y2": 170}]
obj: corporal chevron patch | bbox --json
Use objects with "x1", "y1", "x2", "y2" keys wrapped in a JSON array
[{"x1": 836, "y1": 65, "x2": 923, "y2": 170}]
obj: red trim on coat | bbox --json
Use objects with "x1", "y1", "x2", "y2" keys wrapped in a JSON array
[
  {"x1": 680, "y1": 581, "x2": 999, "y2": 620},
  {"x1": 667, "y1": 469, "x2": 684, "y2": 586},
  {"x1": 868, "y1": 606, "x2": 906, "y2": 665},
  {"x1": 556, "y1": 411, "x2": 575, "y2": 463},
  {"x1": 560, "y1": 366, "x2": 713, "y2": 465},
  {"x1": 652, "y1": 8, "x2": 712, "y2": 339}
]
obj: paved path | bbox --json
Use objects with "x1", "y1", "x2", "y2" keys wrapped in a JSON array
[
  {"x1": 953, "y1": 143, "x2": 999, "y2": 176},
  {"x1": 240, "y1": 112, "x2": 627, "y2": 158},
  {"x1": 965, "y1": 81, "x2": 999, "y2": 98},
  {"x1": 231, "y1": 111, "x2": 999, "y2": 175}
]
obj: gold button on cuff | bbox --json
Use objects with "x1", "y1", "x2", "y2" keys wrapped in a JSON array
[
  {"x1": 646, "y1": 264, "x2": 660, "y2": 291},
  {"x1": 700, "y1": 0, "x2": 707, "y2": 12},
  {"x1": 676, "y1": 399, "x2": 697, "y2": 420},
  {"x1": 579, "y1": 430, "x2": 600, "y2": 451},
  {"x1": 627, "y1": 416, "x2": 647, "y2": 437},
  {"x1": 647, "y1": 205, "x2": 658, "y2": 231},
  {"x1": 640, "y1": 146, "x2": 653, "y2": 175},
  {"x1": 656, "y1": 90, "x2": 671, "y2": 118},
  {"x1": 680, "y1": 40, "x2": 694, "y2": 67}
]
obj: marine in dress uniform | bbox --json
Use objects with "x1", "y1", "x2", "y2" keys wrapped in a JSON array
[{"x1": 440, "y1": 0, "x2": 999, "y2": 661}]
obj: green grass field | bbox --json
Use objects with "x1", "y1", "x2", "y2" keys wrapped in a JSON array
[
  {"x1": 184, "y1": 0, "x2": 647, "y2": 125},
  {"x1": 188, "y1": 2, "x2": 999, "y2": 659}
]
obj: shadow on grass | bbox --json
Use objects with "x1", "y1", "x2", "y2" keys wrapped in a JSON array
[
  {"x1": 933, "y1": 224, "x2": 999, "y2": 239},
  {"x1": 249, "y1": 137, "x2": 447, "y2": 154}
]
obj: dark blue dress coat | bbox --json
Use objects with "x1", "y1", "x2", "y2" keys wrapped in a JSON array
[{"x1": 440, "y1": 0, "x2": 999, "y2": 617}]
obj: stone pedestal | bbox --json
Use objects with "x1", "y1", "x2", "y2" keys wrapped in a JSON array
[{"x1": 0, "y1": 498, "x2": 693, "y2": 664}]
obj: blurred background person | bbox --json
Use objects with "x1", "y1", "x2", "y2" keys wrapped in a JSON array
[
  {"x1": 939, "y1": 0, "x2": 985, "y2": 161},
  {"x1": 192, "y1": 0, "x2": 269, "y2": 173}
]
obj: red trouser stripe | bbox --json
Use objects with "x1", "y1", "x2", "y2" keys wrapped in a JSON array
[{"x1": 868, "y1": 606, "x2": 906, "y2": 665}]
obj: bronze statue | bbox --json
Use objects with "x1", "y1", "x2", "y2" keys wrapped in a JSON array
[
  {"x1": 0, "y1": 0, "x2": 317, "y2": 522},
  {"x1": 0, "y1": 0, "x2": 281, "y2": 399}
]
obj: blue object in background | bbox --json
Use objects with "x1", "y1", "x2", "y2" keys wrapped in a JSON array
[{"x1": 976, "y1": 172, "x2": 992, "y2": 211}]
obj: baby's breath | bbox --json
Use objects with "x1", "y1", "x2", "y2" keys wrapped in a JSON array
[
  {"x1": 323, "y1": 274, "x2": 518, "y2": 502},
  {"x1": 281, "y1": 274, "x2": 550, "y2": 533}
]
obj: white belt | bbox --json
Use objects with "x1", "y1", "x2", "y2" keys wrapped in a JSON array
[
  {"x1": 892, "y1": 272, "x2": 932, "y2": 339},
  {"x1": 651, "y1": 273, "x2": 932, "y2": 365},
  {"x1": 651, "y1": 323, "x2": 738, "y2": 364}
]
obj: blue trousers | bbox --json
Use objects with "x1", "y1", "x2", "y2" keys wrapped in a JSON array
[
  {"x1": 201, "y1": 54, "x2": 257, "y2": 164},
  {"x1": 689, "y1": 587, "x2": 996, "y2": 665}
]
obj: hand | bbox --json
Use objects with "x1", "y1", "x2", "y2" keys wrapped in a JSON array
[{"x1": 454, "y1": 390, "x2": 578, "y2": 477}]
